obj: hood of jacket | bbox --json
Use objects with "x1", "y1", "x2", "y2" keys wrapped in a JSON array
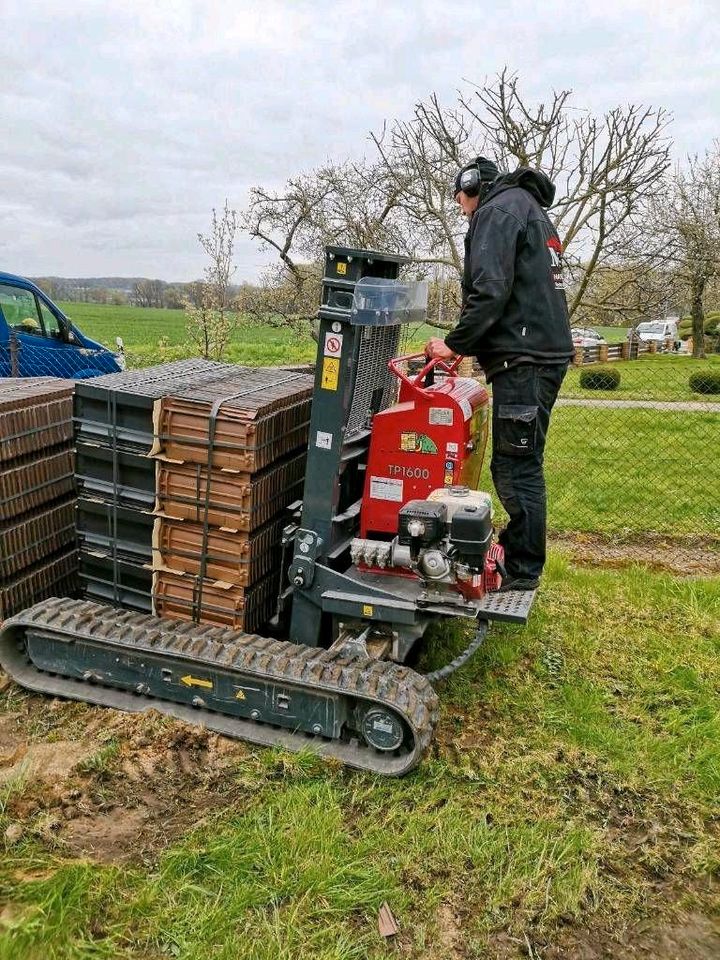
[{"x1": 484, "y1": 167, "x2": 556, "y2": 208}]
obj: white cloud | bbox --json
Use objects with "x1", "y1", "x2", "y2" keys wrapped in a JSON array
[{"x1": 0, "y1": 0, "x2": 718, "y2": 279}]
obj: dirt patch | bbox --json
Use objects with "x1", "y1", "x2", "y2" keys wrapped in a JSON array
[
  {"x1": 550, "y1": 532, "x2": 720, "y2": 576},
  {"x1": 0, "y1": 712, "x2": 24, "y2": 761},
  {"x1": 0, "y1": 740, "x2": 97, "y2": 786},
  {"x1": 538, "y1": 911, "x2": 720, "y2": 960},
  {"x1": 1, "y1": 703, "x2": 253, "y2": 865},
  {"x1": 62, "y1": 807, "x2": 151, "y2": 864},
  {"x1": 435, "y1": 902, "x2": 463, "y2": 958}
]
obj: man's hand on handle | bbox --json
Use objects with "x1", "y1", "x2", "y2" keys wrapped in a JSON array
[{"x1": 424, "y1": 337, "x2": 457, "y2": 361}]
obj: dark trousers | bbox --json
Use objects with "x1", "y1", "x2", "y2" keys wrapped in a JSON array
[{"x1": 490, "y1": 363, "x2": 567, "y2": 581}]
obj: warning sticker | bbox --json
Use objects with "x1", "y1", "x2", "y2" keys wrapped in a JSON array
[
  {"x1": 316, "y1": 431, "x2": 333, "y2": 449},
  {"x1": 429, "y1": 407, "x2": 453, "y2": 426},
  {"x1": 321, "y1": 357, "x2": 340, "y2": 390},
  {"x1": 459, "y1": 399, "x2": 473, "y2": 421},
  {"x1": 443, "y1": 472, "x2": 454, "y2": 486},
  {"x1": 446, "y1": 442, "x2": 459, "y2": 454},
  {"x1": 370, "y1": 476, "x2": 403, "y2": 502},
  {"x1": 324, "y1": 332, "x2": 343, "y2": 357},
  {"x1": 336, "y1": 262, "x2": 347, "y2": 275}
]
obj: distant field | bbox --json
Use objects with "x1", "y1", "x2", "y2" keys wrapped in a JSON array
[
  {"x1": 59, "y1": 302, "x2": 437, "y2": 367},
  {"x1": 60, "y1": 301, "x2": 634, "y2": 359},
  {"x1": 60, "y1": 302, "x2": 720, "y2": 404}
]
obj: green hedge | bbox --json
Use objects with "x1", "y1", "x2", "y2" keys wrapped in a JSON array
[
  {"x1": 579, "y1": 366, "x2": 621, "y2": 391},
  {"x1": 689, "y1": 370, "x2": 720, "y2": 395},
  {"x1": 678, "y1": 312, "x2": 720, "y2": 340}
]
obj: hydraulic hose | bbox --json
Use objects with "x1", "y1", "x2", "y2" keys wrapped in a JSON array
[{"x1": 422, "y1": 619, "x2": 489, "y2": 684}]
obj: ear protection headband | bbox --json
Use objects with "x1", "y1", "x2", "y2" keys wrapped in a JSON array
[{"x1": 458, "y1": 159, "x2": 483, "y2": 198}]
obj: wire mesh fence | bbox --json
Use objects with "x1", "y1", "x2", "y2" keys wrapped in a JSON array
[
  {"x1": 475, "y1": 347, "x2": 720, "y2": 574},
  {"x1": 0, "y1": 337, "x2": 120, "y2": 378}
]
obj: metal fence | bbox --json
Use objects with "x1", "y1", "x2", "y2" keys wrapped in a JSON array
[{"x1": 477, "y1": 349, "x2": 720, "y2": 574}]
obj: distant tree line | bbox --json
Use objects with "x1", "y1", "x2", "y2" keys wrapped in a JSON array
[{"x1": 31, "y1": 275, "x2": 259, "y2": 311}]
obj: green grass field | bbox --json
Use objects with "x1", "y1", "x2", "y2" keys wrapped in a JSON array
[
  {"x1": 1, "y1": 560, "x2": 718, "y2": 958},
  {"x1": 478, "y1": 405, "x2": 720, "y2": 537},
  {"x1": 62, "y1": 302, "x2": 718, "y2": 404}
]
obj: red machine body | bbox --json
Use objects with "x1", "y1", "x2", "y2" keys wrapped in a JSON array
[{"x1": 360, "y1": 355, "x2": 490, "y2": 538}]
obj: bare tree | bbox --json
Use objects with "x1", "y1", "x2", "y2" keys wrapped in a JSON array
[
  {"x1": 650, "y1": 147, "x2": 720, "y2": 358},
  {"x1": 186, "y1": 201, "x2": 240, "y2": 360},
  {"x1": 243, "y1": 71, "x2": 671, "y2": 331},
  {"x1": 240, "y1": 161, "x2": 415, "y2": 328}
]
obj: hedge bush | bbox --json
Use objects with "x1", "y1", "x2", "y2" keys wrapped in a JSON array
[
  {"x1": 579, "y1": 366, "x2": 621, "y2": 391},
  {"x1": 689, "y1": 370, "x2": 720, "y2": 395},
  {"x1": 679, "y1": 312, "x2": 720, "y2": 340}
]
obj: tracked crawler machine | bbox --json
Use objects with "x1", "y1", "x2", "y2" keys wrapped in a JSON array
[{"x1": 0, "y1": 247, "x2": 535, "y2": 775}]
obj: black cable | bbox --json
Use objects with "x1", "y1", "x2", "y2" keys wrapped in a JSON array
[{"x1": 422, "y1": 619, "x2": 489, "y2": 684}]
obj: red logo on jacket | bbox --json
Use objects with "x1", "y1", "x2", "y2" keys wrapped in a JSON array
[{"x1": 546, "y1": 236, "x2": 564, "y2": 290}]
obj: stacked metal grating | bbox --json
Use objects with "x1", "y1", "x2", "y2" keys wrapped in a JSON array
[
  {"x1": 73, "y1": 359, "x2": 241, "y2": 612},
  {"x1": 152, "y1": 369, "x2": 314, "y2": 631},
  {"x1": 0, "y1": 378, "x2": 78, "y2": 618}
]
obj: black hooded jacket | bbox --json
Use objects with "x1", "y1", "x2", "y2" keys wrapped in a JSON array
[{"x1": 444, "y1": 168, "x2": 574, "y2": 380}]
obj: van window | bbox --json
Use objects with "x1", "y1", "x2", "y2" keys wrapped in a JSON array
[
  {"x1": 38, "y1": 299, "x2": 63, "y2": 339},
  {"x1": 0, "y1": 284, "x2": 42, "y2": 334}
]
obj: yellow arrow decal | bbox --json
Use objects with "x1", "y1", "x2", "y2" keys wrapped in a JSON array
[{"x1": 180, "y1": 674, "x2": 213, "y2": 690}]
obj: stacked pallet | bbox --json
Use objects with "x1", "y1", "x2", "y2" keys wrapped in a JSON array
[
  {"x1": 73, "y1": 359, "x2": 240, "y2": 612},
  {"x1": 151, "y1": 369, "x2": 314, "y2": 632},
  {"x1": 0, "y1": 378, "x2": 78, "y2": 619}
]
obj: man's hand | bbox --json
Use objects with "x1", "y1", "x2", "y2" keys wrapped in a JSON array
[{"x1": 424, "y1": 337, "x2": 457, "y2": 361}]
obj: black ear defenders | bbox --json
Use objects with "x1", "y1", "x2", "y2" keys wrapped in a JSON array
[{"x1": 458, "y1": 161, "x2": 482, "y2": 197}]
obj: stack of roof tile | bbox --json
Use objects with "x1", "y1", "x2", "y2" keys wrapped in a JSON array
[
  {"x1": 73, "y1": 359, "x2": 237, "y2": 612},
  {"x1": 152, "y1": 369, "x2": 313, "y2": 632},
  {"x1": 0, "y1": 378, "x2": 78, "y2": 619}
]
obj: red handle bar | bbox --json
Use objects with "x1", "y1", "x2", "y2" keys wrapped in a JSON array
[{"x1": 388, "y1": 352, "x2": 464, "y2": 394}]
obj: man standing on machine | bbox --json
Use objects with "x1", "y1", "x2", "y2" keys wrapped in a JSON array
[{"x1": 425, "y1": 157, "x2": 574, "y2": 592}]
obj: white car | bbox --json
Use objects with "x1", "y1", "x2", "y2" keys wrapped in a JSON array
[
  {"x1": 631, "y1": 320, "x2": 679, "y2": 343},
  {"x1": 570, "y1": 327, "x2": 607, "y2": 348}
]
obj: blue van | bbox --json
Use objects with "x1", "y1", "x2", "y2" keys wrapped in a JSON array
[{"x1": 0, "y1": 272, "x2": 123, "y2": 378}]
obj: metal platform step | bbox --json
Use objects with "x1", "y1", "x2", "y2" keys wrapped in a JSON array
[{"x1": 475, "y1": 588, "x2": 536, "y2": 624}]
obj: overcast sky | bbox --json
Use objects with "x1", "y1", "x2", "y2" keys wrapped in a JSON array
[{"x1": 2, "y1": 0, "x2": 718, "y2": 282}]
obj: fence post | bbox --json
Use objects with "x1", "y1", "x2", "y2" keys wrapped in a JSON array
[
  {"x1": 574, "y1": 344, "x2": 584, "y2": 366},
  {"x1": 599, "y1": 343, "x2": 609, "y2": 362},
  {"x1": 457, "y1": 356, "x2": 474, "y2": 377},
  {"x1": 649, "y1": 340, "x2": 657, "y2": 354},
  {"x1": 9, "y1": 330, "x2": 19, "y2": 376},
  {"x1": 621, "y1": 341, "x2": 630, "y2": 360}
]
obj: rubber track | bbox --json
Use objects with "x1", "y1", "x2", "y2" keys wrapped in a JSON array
[{"x1": 0, "y1": 597, "x2": 439, "y2": 776}]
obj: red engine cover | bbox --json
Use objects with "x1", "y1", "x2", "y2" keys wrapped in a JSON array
[{"x1": 360, "y1": 359, "x2": 489, "y2": 538}]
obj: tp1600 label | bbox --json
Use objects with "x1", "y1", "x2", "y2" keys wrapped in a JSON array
[{"x1": 388, "y1": 464, "x2": 430, "y2": 480}]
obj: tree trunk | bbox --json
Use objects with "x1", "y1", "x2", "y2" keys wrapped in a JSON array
[{"x1": 690, "y1": 276, "x2": 706, "y2": 359}]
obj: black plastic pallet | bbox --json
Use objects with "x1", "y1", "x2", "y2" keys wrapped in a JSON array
[
  {"x1": 75, "y1": 443, "x2": 155, "y2": 510},
  {"x1": 73, "y1": 360, "x2": 246, "y2": 453},
  {"x1": 76, "y1": 498, "x2": 154, "y2": 564},
  {"x1": 79, "y1": 551, "x2": 152, "y2": 613}
]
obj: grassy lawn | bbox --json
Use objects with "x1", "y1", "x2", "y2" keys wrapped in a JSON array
[
  {"x1": 593, "y1": 325, "x2": 628, "y2": 343},
  {"x1": 1, "y1": 559, "x2": 718, "y2": 958},
  {"x1": 563, "y1": 353, "x2": 720, "y2": 404},
  {"x1": 480, "y1": 405, "x2": 720, "y2": 537}
]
